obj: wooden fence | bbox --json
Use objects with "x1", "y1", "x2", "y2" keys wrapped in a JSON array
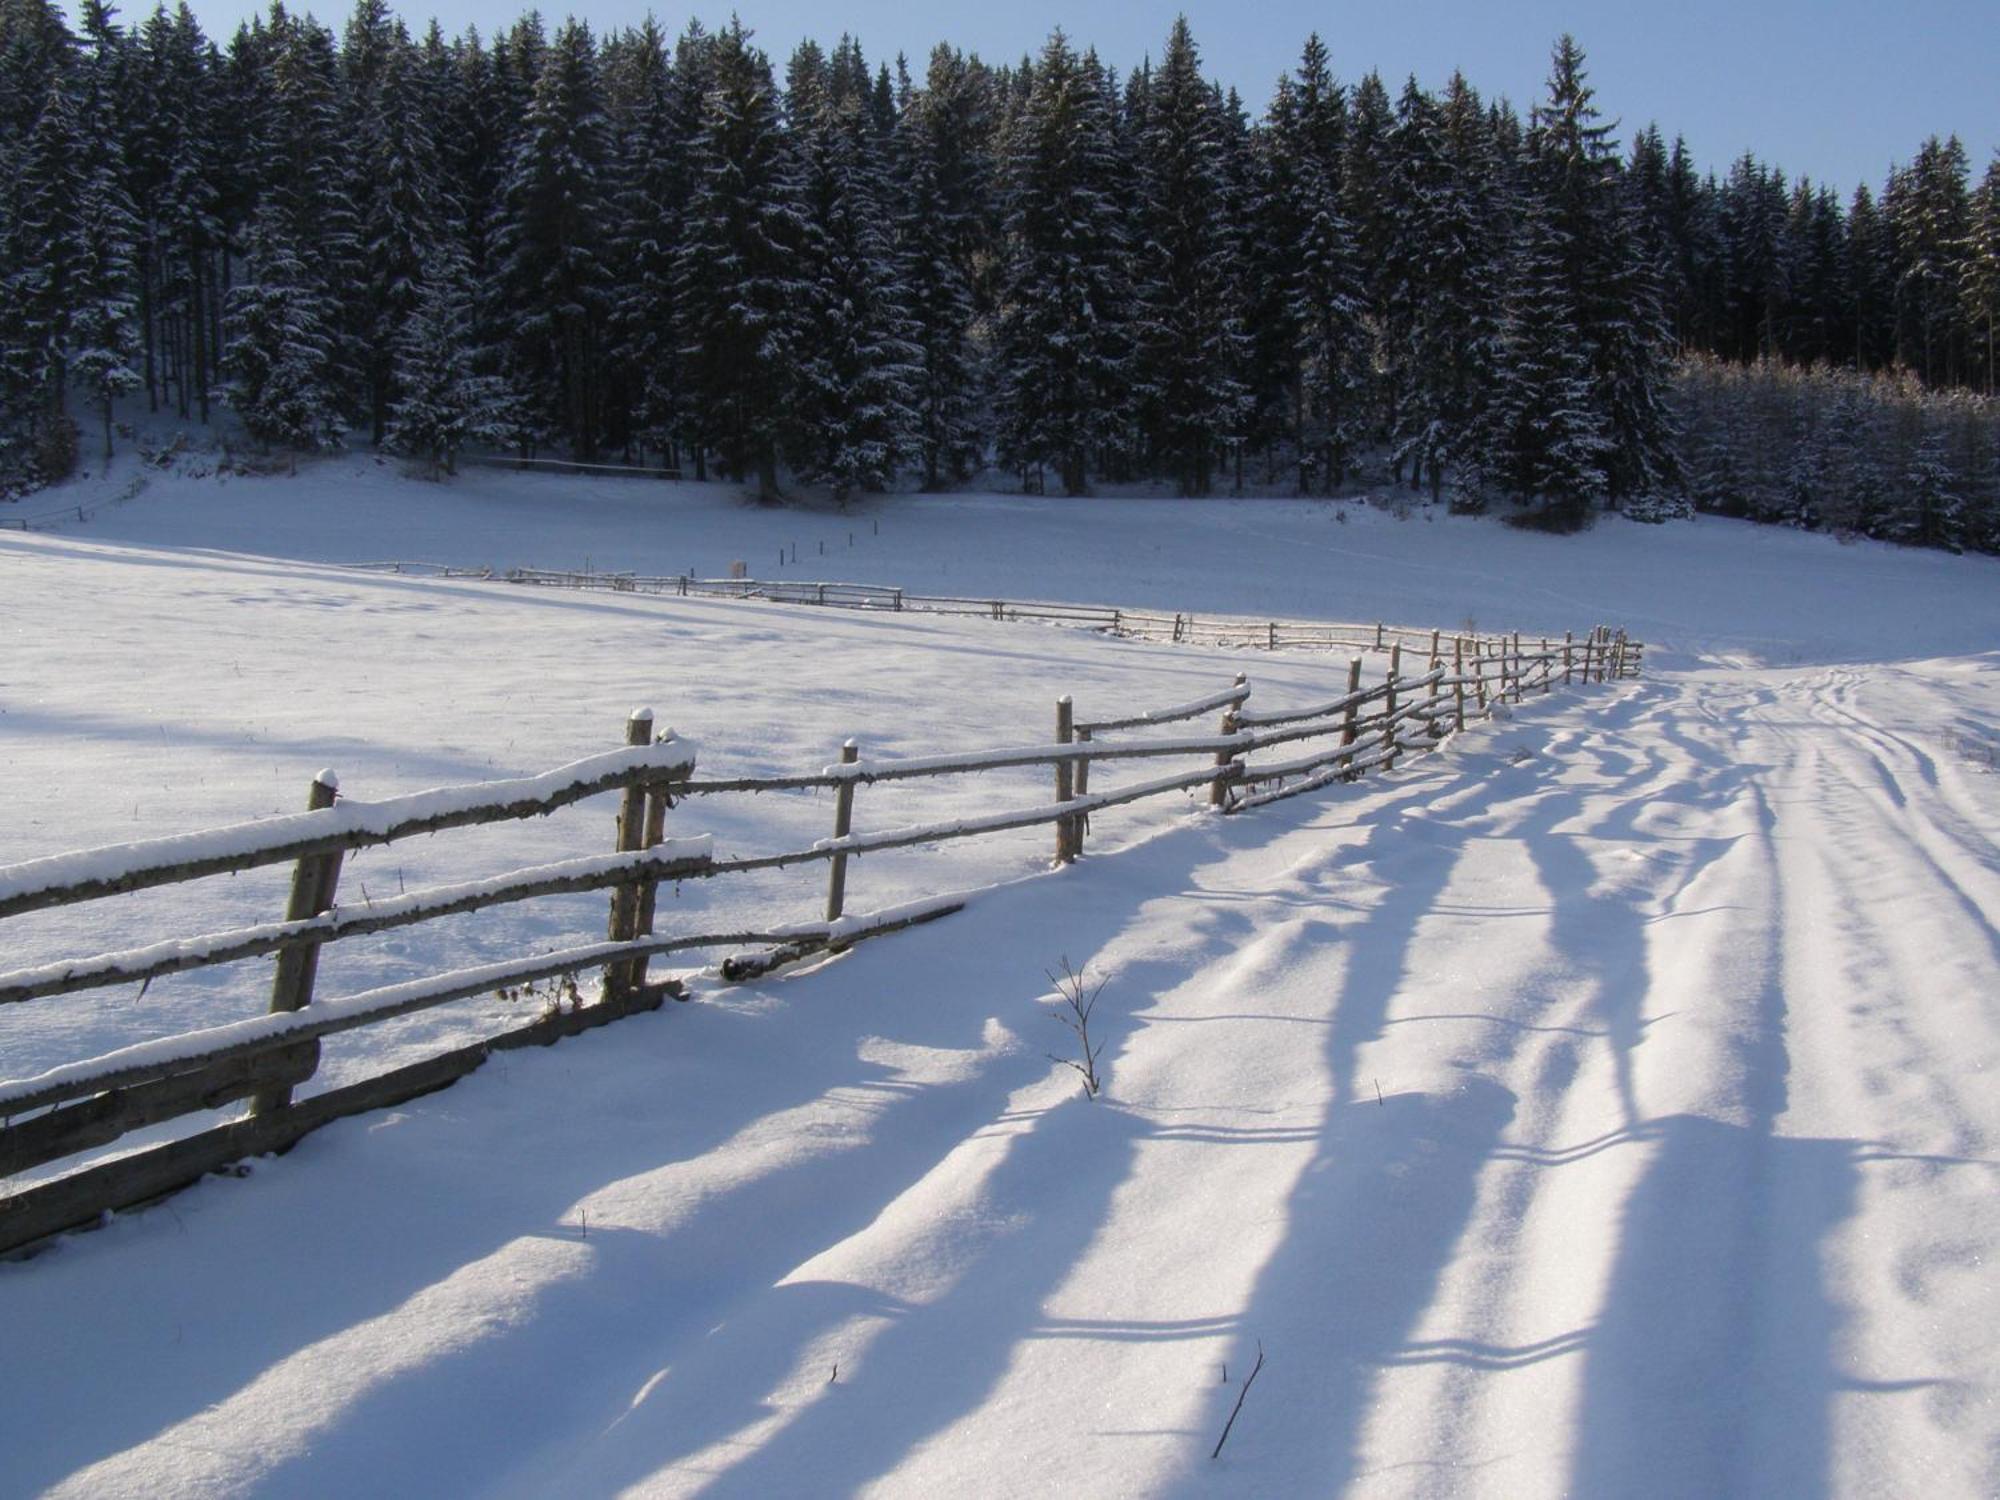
[
  {"x1": 0, "y1": 626, "x2": 1639, "y2": 1257},
  {"x1": 350, "y1": 560, "x2": 1647, "y2": 677}
]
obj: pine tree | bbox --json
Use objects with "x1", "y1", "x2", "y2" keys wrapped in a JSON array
[
  {"x1": 673, "y1": 18, "x2": 804, "y2": 496},
  {"x1": 597, "y1": 18, "x2": 678, "y2": 462},
  {"x1": 225, "y1": 199, "x2": 343, "y2": 452},
  {"x1": 385, "y1": 255, "x2": 510, "y2": 475},
  {"x1": 788, "y1": 67, "x2": 920, "y2": 500},
  {"x1": 496, "y1": 17, "x2": 611, "y2": 459},
  {"x1": 9, "y1": 76, "x2": 86, "y2": 474},
  {"x1": 991, "y1": 32, "x2": 1131, "y2": 495},
  {"x1": 349, "y1": 20, "x2": 443, "y2": 442},
  {"x1": 1962, "y1": 154, "x2": 2000, "y2": 396},
  {"x1": 895, "y1": 47, "x2": 988, "y2": 487},
  {"x1": 1526, "y1": 35, "x2": 1677, "y2": 505},
  {"x1": 1292, "y1": 154, "x2": 1369, "y2": 491},
  {"x1": 1130, "y1": 18, "x2": 1248, "y2": 495},
  {"x1": 1482, "y1": 203, "x2": 1611, "y2": 527},
  {"x1": 68, "y1": 150, "x2": 144, "y2": 461},
  {"x1": 1385, "y1": 72, "x2": 1506, "y2": 503},
  {"x1": 1889, "y1": 135, "x2": 1971, "y2": 385}
]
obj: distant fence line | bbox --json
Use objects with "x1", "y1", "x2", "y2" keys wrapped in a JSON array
[
  {"x1": 345, "y1": 560, "x2": 1647, "y2": 673},
  {"x1": 0, "y1": 625, "x2": 1639, "y2": 1257}
]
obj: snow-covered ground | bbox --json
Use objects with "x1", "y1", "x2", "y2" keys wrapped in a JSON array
[{"x1": 2, "y1": 453, "x2": 1998, "y2": 1497}]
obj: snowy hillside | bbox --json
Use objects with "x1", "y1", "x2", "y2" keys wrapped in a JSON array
[{"x1": 2, "y1": 462, "x2": 1998, "y2": 1498}]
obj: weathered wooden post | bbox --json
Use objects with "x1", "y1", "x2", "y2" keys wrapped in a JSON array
[
  {"x1": 1511, "y1": 631, "x2": 1524, "y2": 703},
  {"x1": 1427, "y1": 634, "x2": 1442, "y2": 736},
  {"x1": 1611, "y1": 631, "x2": 1627, "y2": 679},
  {"x1": 1540, "y1": 637, "x2": 1552, "y2": 693},
  {"x1": 1210, "y1": 706, "x2": 1241, "y2": 810},
  {"x1": 1268, "y1": 621, "x2": 1277, "y2": 651},
  {"x1": 1055, "y1": 695, "x2": 1076, "y2": 863},
  {"x1": 1375, "y1": 621, "x2": 1385, "y2": 651},
  {"x1": 250, "y1": 769, "x2": 345, "y2": 1116},
  {"x1": 1474, "y1": 646, "x2": 1489, "y2": 713},
  {"x1": 1453, "y1": 637, "x2": 1467, "y2": 734},
  {"x1": 1384, "y1": 644, "x2": 1403, "y2": 770},
  {"x1": 1339, "y1": 655, "x2": 1364, "y2": 777},
  {"x1": 604, "y1": 709, "x2": 657, "y2": 1007},
  {"x1": 1074, "y1": 727, "x2": 1092, "y2": 801},
  {"x1": 1564, "y1": 630, "x2": 1574, "y2": 686},
  {"x1": 824, "y1": 740, "x2": 861, "y2": 921}
]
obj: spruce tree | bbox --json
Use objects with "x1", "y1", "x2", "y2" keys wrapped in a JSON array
[
  {"x1": 496, "y1": 17, "x2": 611, "y2": 458},
  {"x1": 225, "y1": 199, "x2": 343, "y2": 452},
  {"x1": 1960, "y1": 154, "x2": 2000, "y2": 396},
  {"x1": 895, "y1": 45, "x2": 990, "y2": 487},
  {"x1": 673, "y1": 18, "x2": 804, "y2": 496},
  {"x1": 1483, "y1": 203, "x2": 1611, "y2": 527},
  {"x1": 385, "y1": 255, "x2": 510, "y2": 475},
  {"x1": 788, "y1": 72, "x2": 920, "y2": 500},
  {"x1": 991, "y1": 31, "x2": 1131, "y2": 495},
  {"x1": 1130, "y1": 18, "x2": 1248, "y2": 495}
]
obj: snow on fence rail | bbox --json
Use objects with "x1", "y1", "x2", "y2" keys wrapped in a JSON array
[{"x1": 0, "y1": 627, "x2": 1639, "y2": 1257}]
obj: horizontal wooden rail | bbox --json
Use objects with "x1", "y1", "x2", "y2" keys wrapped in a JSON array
[
  {"x1": 0, "y1": 741, "x2": 697, "y2": 921},
  {"x1": 1075, "y1": 679, "x2": 1252, "y2": 734},
  {"x1": 0, "y1": 896, "x2": 967, "y2": 1122},
  {"x1": 0, "y1": 841, "x2": 716, "y2": 1007}
]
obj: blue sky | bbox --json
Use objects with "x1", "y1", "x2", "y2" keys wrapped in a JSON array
[{"x1": 128, "y1": 0, "x2": 1997, "y2": 193}]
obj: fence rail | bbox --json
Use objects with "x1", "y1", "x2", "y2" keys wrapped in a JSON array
[{"x1": 0, "y1": 622, "x2": 1638, "y2": 1257}]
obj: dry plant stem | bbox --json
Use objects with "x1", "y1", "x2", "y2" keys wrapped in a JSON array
[
  {"x1": 1045, "y1": 956, "x2": 1107, "y2": 1097},
  {"x1": 1211, "y1": 1341, "x2": 1266, "y2": 1459}
]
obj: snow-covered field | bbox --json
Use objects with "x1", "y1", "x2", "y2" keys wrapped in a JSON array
[{"x1": 3, "y1": 453, "x2": 1998, "y2": 1497}]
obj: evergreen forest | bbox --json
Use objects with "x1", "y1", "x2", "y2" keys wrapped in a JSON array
[{"x1": 3, "y1": 0, "x2": 1998, "y2": 548}]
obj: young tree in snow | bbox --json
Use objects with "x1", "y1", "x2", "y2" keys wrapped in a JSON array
[{"x1": 385, "y1": 255, "x2": 510, "y2": 475}]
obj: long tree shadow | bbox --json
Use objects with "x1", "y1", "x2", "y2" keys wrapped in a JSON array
[
  {"x1": 1570, "y1": 1115, "x2": 1861, "y2": 1497},
  {"x1": 1569, "y1": 772, "x2": 1865, "y2": 1496}
]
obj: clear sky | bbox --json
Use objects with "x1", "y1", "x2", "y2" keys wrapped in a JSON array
[{"x1": 115, "y1": 0, "x2": 1999, "y2": 194}]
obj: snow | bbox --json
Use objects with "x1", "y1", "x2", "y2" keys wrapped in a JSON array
[{"x1": 2, "y1": 455, "x2": 1998, "y2": 1497}]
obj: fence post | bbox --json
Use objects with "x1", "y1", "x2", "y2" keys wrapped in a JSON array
[
  {"x1": 825, "y1": 740, "x2": 860, "y2": 921},
  {"x1": 604, "y1": 709, "x2": 657, "y2": 1007},
  {"x1": 1207, "y1": 672, "x2": 1249, "y2": 810},
  {"x1": 1427, "y1": 634, "x2": 1442, "y2": 737},
  {"x1": 1074, "y1": 727, "x2": 1092, "y2": 801},
  {"x1": 1210, "y1": 707, "x2": 1241, "y2": 810},
  {"x1": 1564, "y1": 630, "x2": 1574, "y2": 686},
  {"x1": 1474, "y1": 646, "x2": 1488, "y2": 713},
  {"x1": 1268, "y1": 621, "x2": 1277, "y2": 651},
  {"x1": 1375, "y1": 622, "x2": 1385, "y2": 651},
  {"x1": 1384, "y1": 644, "x2": 1403, "y2": 770},
  {"x1": 1055, "y1": 696, "x2": 1076, "y2": 863},
  {"x1": 1611, "y1": 631, "x2": 1627, "y2": 679},
  {"x1": 1511, "y1": 632, "x2": 1523, "y2": 703},
  {"x1": 250, "y1": 769, "x2": 344, "y2": 1116},
  {"x1": 1453, "y1": 637, "x2": 1467, "y2": 734}
]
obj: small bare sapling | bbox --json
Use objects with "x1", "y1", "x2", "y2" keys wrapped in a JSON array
[{"x1": 1045, "y1": 957, "x2": 1107, "y2": 1098}]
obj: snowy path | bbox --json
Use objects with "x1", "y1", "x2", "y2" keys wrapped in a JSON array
[{"x1": 6, "y1": 657, "x2": 1996, "y2": 1498}]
